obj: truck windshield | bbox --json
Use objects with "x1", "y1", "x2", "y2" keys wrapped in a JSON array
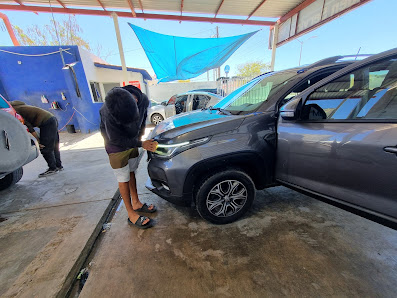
[{"x1": 217, "y1": 71, "x2": 297, "y2": 115}]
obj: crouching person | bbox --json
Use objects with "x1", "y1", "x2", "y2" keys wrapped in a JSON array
[
  {"x1": 100, "y1": 88, "x2": 158, "y2": 229},
  {"x1": 10, "y1": 100, "x2": 63, "y2": 177}
]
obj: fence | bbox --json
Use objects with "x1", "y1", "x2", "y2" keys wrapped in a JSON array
[{"x1": 216, "y1": 76, "x2": 253, "y2": 96}]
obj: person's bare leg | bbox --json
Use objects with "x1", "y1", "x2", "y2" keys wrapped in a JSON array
[
  {"x1": 119, "y1": 181, "x2": 149, "y2": 225},
  {"x1": 129, "y1": 171, "x2": 154, "y2": 211}
]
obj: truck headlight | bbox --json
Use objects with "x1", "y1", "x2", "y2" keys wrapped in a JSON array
[{"x1": 154, "y1": 137, "x2": 210, "y2": 158}]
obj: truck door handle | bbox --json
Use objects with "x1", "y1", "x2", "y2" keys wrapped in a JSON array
[
  {"x1": 3, "y1": 130, "x2": 10, "y2": 150},
  {"x1": 384, "y1": 146, "x2": 397, "y2": 154}
]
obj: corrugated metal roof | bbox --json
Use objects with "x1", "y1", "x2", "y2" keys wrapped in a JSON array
[
  {"x1": 0, "y1": 0, "x2": 305, "y2": 21},
  {"x1": 0, "y1": 0, "x2": 372, "y2": 44}
]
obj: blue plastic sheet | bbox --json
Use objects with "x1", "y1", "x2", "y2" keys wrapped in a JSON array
[{"x1": 129, "y1": 24, "x2": 258, "y2": 82}]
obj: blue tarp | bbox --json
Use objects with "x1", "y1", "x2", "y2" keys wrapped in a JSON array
[{"x1": 129, "y1": 24, "x2": 258, "y2": 82}]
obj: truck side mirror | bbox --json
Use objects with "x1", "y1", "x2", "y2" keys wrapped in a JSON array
[{"x1": 279, "y1": 97, "x2": 302, "y2": 121}]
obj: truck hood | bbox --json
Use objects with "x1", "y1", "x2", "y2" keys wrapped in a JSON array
[{"x1": 150, "y1": 110, "x2": 245, "y2": 142}]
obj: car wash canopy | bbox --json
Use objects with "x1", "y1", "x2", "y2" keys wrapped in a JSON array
[
  {"x1": 129, "y1": 24, "x2": 258, "y2": 82},
  {"x1": 1, "y1": 0, "x2": 373, "y2": 71}
]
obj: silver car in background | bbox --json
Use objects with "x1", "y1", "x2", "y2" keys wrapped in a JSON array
[{"x1": 147, "y1": 91, "x2": 223, "y2": 125}]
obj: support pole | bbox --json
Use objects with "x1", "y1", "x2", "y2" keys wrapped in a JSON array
[
  {"x1": 0, "y1": 12, "x2": 20, "y2": 46},
  {"x1": 216, "y1": 26, "x2": 220, "y2": 79},
  {"x1": 112, "y1": 12, "x2": 128, "y2": 85},
  {"x1": 270, "y1": 22, "x2": 279, "y2": 71}
]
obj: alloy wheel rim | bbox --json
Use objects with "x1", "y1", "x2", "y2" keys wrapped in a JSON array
[
  {"x1": 206, "y1": 179, "x2": 247, "y2": 217},
  {"x1": 152, "y1": 115, "x2": 163, "y2": 125}
]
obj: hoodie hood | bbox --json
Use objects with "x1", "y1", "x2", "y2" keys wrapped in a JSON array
[
  {"x1": 122, "y1": 85, "x2": 142, "y2": 102},
  {"x1": 104, "y1": 87, "x2": 139, "y2": 125},
  {"x1": 122, "y1": 85, "x2": 149, "y2": 127},
  {"x1": 137, "y1": 93, "x2": 149, "y2": 127},
  {"x1": 139, "y1": 93, "x2": 150, "y2": 110}
]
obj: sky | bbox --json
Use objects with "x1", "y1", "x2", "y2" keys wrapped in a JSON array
[{"x1": 0, "y1": 0, "x2": 396, "y2": 81}]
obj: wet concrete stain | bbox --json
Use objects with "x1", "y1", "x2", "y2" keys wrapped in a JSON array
[
  {"x1": 80, "y1": 188, "x2": 397, "y2": 297},
  {"x1": 0, "y1": 214, "x2": 81, "y2": 297},
  {"x1": 0, "y1": 227, "x2": 58, "y2": 297}
]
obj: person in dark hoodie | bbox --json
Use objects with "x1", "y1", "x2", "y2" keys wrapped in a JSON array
[
  {"x1": 121, "y1": 85, "x2": 150, "y2": 174},
  {"x1": 100, "y1": 87, "x2": 157, "y2": 229},
  {"x1": 10, "y1": 100, "x2": 63, "y2": 178},
  {"x1": 121, "y1": 85, "x2": 150, "y2": 140}
]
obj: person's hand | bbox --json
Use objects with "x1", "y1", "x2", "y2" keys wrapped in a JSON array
[
  {"x1": 31, "y1": 131, "x2": 40, "y2": 143},
  {"x1": 142, "y1": 140, "x2": 158, "y2": 152},
  {"x1": 39, "y1": 144, "x2": 45, "y2": 149}
]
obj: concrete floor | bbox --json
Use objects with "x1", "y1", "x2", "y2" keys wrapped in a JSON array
[
  {"x1": 1, "y1": 130, "x2": 397, "y2": 297},
  {"x1": 0, "y1": 132, "x2": 118, "y2": 297},
  {"x1": 80, "y1": 172, "x2": 397, "y2": 297}
]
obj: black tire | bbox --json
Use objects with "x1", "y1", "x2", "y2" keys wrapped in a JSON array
[
  {"x1": 0, "y1": 167, "x2": 23, "y2": 191},
  {"x1": 196, "y1": 170, "x2": 255, "y2": 224},
  {"x1": 151, "y1": 113, "x2": 164, "y2": 125}
]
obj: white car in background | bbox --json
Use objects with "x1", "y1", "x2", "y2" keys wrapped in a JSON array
[{"x1": 147, "y1": 91, "x2": 223, "y2": 125}]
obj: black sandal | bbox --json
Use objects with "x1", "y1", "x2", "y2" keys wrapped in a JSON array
[
  {"x1": 133, "y1": 203, "x2": 157, "y2": 213},
  {"x1": 127, "y1": 216, "x2": 153, "y2": 229}
]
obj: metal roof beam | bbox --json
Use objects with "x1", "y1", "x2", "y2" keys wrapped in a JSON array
[
  {"x1": 279, "y1": 0, "x2": 316, "y2": 23},
  {"x1": 0, "y1": 4, "x2": 275, "y2": 26},
  {"x1": 179, "y1": 0, "x2": 184, "y2": 23},
  {"x1": 0, "y1": 12, "x2": 20, "y2": 45},
  {"x1": 214, "y1": 0, "x2": 225, "y2": 18},
  {"x1": 97, "y1": 0, "x2": 107, "y2": 11},
  {"x1": 126, "y1": 0, "x2": 137, "y2": 17},
  {"x1": 247, "y1": 0, "x2": 268, "y2": 20},
  {"x1": 137, "y1": 0, "x2": 144, "y2": 13},
  {"x1": 56, "y1": 0, "x2": 67, "y2": 9},
  {"x1": 276, "y1": 0, "x2": 372, "y2": 47}
]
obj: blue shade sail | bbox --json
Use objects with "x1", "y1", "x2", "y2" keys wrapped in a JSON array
[{"x1": 129, "y1": 24, "x2": 258, "y2": 82}]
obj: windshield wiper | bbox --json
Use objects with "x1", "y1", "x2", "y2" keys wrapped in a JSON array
[{"x1": 204, "y1": 106, "x2": 232, "y2": 115}]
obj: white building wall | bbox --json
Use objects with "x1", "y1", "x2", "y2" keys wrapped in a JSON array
[
  {"x1": 148, "y1": 81, "x2": 217, "y2": 102},
  {"x1": 78, "y1": 47, "x2": 149, "y2": 102}
]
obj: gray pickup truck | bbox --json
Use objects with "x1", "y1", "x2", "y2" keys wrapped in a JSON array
[{"x1": 146, "y1": 48, "x2": 397, "y2": 229}]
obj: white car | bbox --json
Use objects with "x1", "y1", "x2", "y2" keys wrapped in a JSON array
[{"x1": 147, "y1": 91, "x2": 223, "y2": 125}]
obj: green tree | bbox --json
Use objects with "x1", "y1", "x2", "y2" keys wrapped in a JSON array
[
  {"x1": 13, "y1": 16, "x2": 91, "y2": 51},
  {"x1": 13, "y1": 16, "x2": 112, "y2": 60},
  {"x1": 237, "y1": 61, "x2": 270, "y2": 78}
]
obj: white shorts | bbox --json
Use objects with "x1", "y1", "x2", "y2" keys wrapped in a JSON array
[{"x1": 108, "y1": 148, "x2": 144, "y2": 183}]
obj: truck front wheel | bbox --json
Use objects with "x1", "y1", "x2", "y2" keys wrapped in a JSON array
[{"x1": 196, "y1": 170, "x2": 255, "y2": 224}]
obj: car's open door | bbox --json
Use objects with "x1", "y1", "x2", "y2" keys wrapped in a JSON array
[{"x1": 276, "y1": 49, "x2": 397, "y2": 222}]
